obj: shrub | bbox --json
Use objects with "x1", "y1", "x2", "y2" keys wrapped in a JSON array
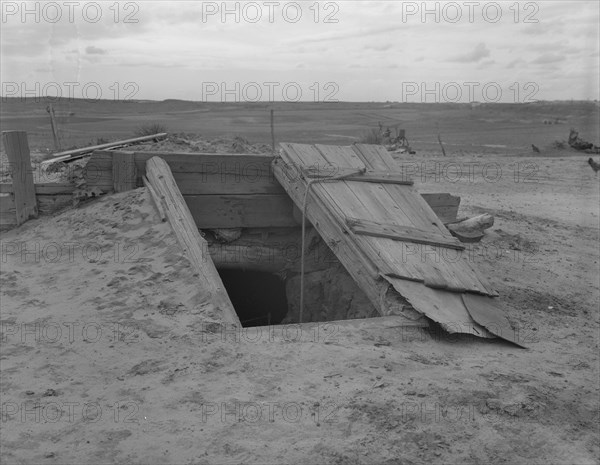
[
  {"x1": 359, "y1": 128, "x2": 384, "y2": 145},
  {"x1": 135, "y1": 123, "x2": 168, "y2": 137}
]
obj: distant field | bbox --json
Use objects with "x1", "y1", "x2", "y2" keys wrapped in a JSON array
[{"x1": 1, "y1": 98, "x2": 598, "y2": 155}]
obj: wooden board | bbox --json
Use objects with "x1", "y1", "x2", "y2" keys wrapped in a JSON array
[
  {"x1": 384, "y1": 277, "x2": 493, "y2": 338},
  {"x1": 2, "y1": 131, "x2": 37, "y2": 225},
  {"x1": 347, "y1": 217, "x2": 465, "y2": 250},
  {"x1": 39, "y1": 133, "x2": 167, "y2": 166},
  {"x1": 113, "y1": 152, "x2": 136, "y2": 192},
  {"x1": 146, "y1": 156, "x2": 241, "y2": 327},
  {"x1": 0, "y1": 183, "x2": 74, "y2": 194},
  {"x1": 275, "y1": 143, "x2": 506, "y2": 336},
  {"x1": 461, "y1": 293, "x2": 527, "y2": 348},
  {"x1": 185, "y1": 195, "x2": 298, "y2": 229}
]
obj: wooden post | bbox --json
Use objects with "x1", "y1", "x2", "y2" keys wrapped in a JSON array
[
  {"x1": 270, "y1": 109, "x2": 275, "y2": 154},
  {"x1": 46, "y1": 105, "x2": 61, "y2": 151},
  {"x1": 437, "y1": 133, "x2": 446, "y2": 157},
  {"x1": 112, "y1": 151, "x2": 137, "y2": 192},
  {"x1": 2, "y1": 131, "x2": 38, "y2": 225},
  {"x1": 146, "y1": 156, "x2": 241, "y2": 327}
]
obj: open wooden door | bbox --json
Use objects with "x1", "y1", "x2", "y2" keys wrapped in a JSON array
[{"x1": 273, "y1": 143, "x2": 524, "y2": 347}]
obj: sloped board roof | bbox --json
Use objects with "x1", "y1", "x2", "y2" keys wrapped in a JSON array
[{"x1": 274, "y1": 143, "x2": 523, "y2": 347}]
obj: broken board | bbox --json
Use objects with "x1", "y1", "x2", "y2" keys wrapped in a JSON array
[{"x1": 273, "y1": 143, "x2": 523, "y2": 346}]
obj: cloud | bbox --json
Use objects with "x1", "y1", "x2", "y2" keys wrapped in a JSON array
[
  {"x1": 449, "y1": 43, "x2": 490, "y2": 63},
  {"x1": 365, "y1": 43, "x2": 393, "y2": 52},
  {"x1": 86, "y1": 46, "x2": 107, "y2": 55},
  {"x1": 507, "y1": 58, "x2": 526, "y2": 69},
  {"x1": 532, "y1": 53, "x2": 563, "y2": 65}
]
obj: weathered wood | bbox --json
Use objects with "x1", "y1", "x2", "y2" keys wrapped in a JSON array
[
  {"x1": 82, "y1": 150, "x2": 461, "y2": 226},
  {"x1": 0, "y1": 183, "x2": 74, "y2": 227},
  {"x1": 145, "y1": 156, "x2": 241, "y2": 327},
  {"x1": 447, "y1": 213, "x2": 494, "y2": 243},
  {"x1": 276, "y1": 142, "x2": 504, "y2": 335},
  {"x1": 0, "y1": 183, "x2": 75, "y2": 195},
  {"x1": 185, "y1": 194, "x2": 298, "y2": 229},
  {"x1": 461, "y1": 293, "x2": 526, "y2": 348},
  {"x1": 272, "y1": 156, "x2": 427, "y2": 325},
  {"x1": 113, "y1": 152, "x2": 137, "y2": 193},
  {"x1": 303, "y1": 167, "x2": 414, "y2": 185},
  {"x1": 420, "y1": 193, "x2": 460, "y2": 224},
  {"x1": 142, "y1": 175, "x2": 166, "y2": 222},
  {"x1": 346, "y1": 217, "x2": 465, "y2": 250},
  {"x1": 40, "y1": 133, "x2": 168, "y2": 166},
  {"x1": 46, "y1": 104, "x2": 61, "y2": 151},
  {"x1": 206, "y1": 227, "x2": 338, "y2": 274},
  {"x1": 383, "y1": 277, "x2": 493, "y2": 337},
  {"x1": 2, "y1": 131, "x2": 37, "y2": 225}
]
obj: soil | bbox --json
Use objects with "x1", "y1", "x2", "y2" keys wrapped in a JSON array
[{"x1": 1, "y1": 144, "x2": 599, "y2": 464}]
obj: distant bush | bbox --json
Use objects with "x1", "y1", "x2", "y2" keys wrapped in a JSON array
[
  {"x1": 135, "y1": 123, "x2": 168, "y2": 137},
  {"x1": 552, "y1": 140, "x2": 566, "y2": 149},
  {"x1": 359, "y1": 128, "x2": 384, "y2": 145}
]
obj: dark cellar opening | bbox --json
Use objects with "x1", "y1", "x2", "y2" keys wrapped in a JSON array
[{"x1": 217, "y1": 269, "x2": 289, "y2": 327}]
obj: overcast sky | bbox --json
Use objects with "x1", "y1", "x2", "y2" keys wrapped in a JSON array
[{"x1": 1, "y1": 1, "x2": 599, "y2": 102}]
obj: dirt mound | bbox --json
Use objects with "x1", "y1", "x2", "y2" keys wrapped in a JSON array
[{"x1": 134, "y1": 133, "x2": 273, "y2": 154}]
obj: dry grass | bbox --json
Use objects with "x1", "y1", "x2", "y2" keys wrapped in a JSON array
[{"x1": 135, "y1": 123, "x2": 168, "y2": 137}]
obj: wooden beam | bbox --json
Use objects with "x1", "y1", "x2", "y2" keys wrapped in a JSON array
[
  {"x1": 346, "y1": 217, "x2": 465, "y2": 250},
  {"x1": 40, "y1": 133, "x2": 168, "y2": 166},
  {"x1": 303, "y1": 167, "x2": 414, "y2": 185},
  {"x1": 112, "y1": 152, "x2": 137, "y2": 192},
  {"x1": 185, "y1": 194, "x2": 298, "y2": 229},
  {"x1": 142, "y1": 175, "x2": 166, "y2": 222},
  {"x1": 206, "y1": 227, "x2": 336, "y2": 274},
  {"x1": 2, "y1": 131, "x2": 37, "y2": 225},
  {"x1": 0, "y1": 183, "x2": 74, "y2": 194},
  {"x1": 145, "y1": 156, "x2": 241, "y2": 327}
]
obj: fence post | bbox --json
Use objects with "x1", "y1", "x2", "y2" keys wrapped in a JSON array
[{"x1": 2, "y1": 131, "x2": 38, "y2": 225}]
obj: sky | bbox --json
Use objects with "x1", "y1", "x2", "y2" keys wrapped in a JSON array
[{"x1": 1, "y1": 0, "x2": 599, "y2": 103}]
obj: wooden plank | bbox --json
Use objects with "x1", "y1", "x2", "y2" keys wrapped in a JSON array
[
  {"x1": 0, "y1": 183, "x2": 73, "y2": 194},
  {"x1": 146, "y1": 156, "x2": 241, "y2": 327},
  {"x1": 185, "y1": 194, "x2": 298, "y2": 229},
  {"x1": 461, "y1": 293, "x2": 527, "y2": 348},
  {"x1": 142, "y1": 175, "x2": 167, "y2": 222},
  {"x1": 113, "y1": 152, "x2": 137, "y2": 193},
  {"x1": 311, "y1": 144, "x2": 427, "y2": 283},
  {"x1": 352, "y1": 144, "x2": 495, "y2": 295},
  {"x1": 384, "y1": 276, "x2": 494, "y2": 337},
  {"x1": 40, "y1": 133, "x2": 168, "y2": 166},
  {"x1": 346, "y1": 217, "x2": 465, "y2": 250},
  {"x1": 2, "y1": 131, "x2": 37, "y2": 225},
  {"x1": 135, "y1": 152, "x2": 281, "y2": 195},
  {"x1": 84, "y1": 151, "x2": 114, "y2": 189},
  {"x1": 303, "y1": 166, "x2": 414, "y2": 185}
]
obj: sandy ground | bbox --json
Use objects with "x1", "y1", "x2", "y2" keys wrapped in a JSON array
[{"x1": 1, "y1": 151, "x2": 599, "y2": 464}]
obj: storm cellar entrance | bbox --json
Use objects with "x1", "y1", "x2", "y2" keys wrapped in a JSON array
[
  {"x1": 208, "y1": 227, "x2": 380, "y2": 328},
  {"x1": 217, "y1": 269, "x2": 288, "y2": 327}
]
